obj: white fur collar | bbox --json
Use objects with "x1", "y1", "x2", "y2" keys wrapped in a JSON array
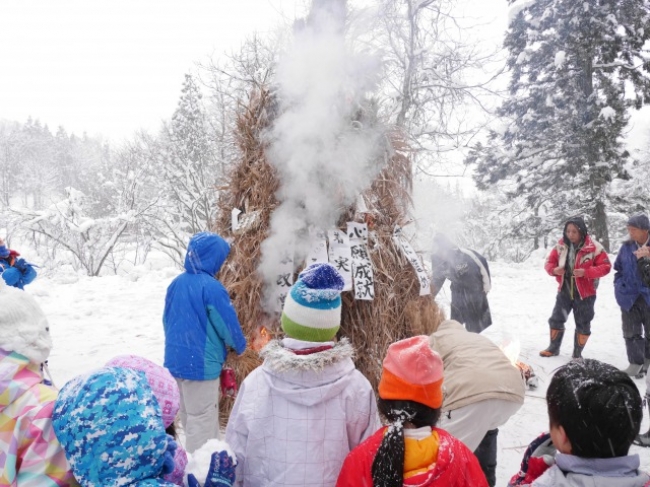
[{"x1": 261, "y1": 337, "x2": 355, "y2": 373}]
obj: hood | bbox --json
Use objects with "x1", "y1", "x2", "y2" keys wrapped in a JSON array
[
  {"x1": 0, "y1": 281, "x2": 52, "y2": 364},
  {"x1": 0, "y1": 349, "x2": 46, "y2": 414},
  {"x1": 563, "y1": 216, "x2": 588, "y2": 246},
  {"x1": 52, "y1": 367, "x2": 174, "y2": 486},
  {"x1": 260, "y1": 338, "x2": 357, "y2": 407},
  {"x1": 183, "y1": 232, "x2": 230, "y2": 275}
]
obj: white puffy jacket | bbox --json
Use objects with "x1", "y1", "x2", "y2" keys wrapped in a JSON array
[{"x1": 225, "y1": 338, "x2": 380, "y2": 487}]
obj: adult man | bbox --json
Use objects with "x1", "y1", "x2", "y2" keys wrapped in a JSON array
[
  {"x1": 615, "y1": 213, "x2": 650, "y2": 377},
  {"x1": 431, "y1": 234, "x2": 492, "y2": 333},
  {"x1": 540, "y1": 216, "x2": 611, "y2": 358},
  {"x1": 163, "y1": 232, "x2": 246, "y2": 453},
  {"x1": 429, "y1": 319, "x2": 525, "y2": 486}
]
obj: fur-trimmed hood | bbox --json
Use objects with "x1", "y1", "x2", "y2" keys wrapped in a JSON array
[{"x1": 259, "y1": 338, "x2": 358, "y2": 407}]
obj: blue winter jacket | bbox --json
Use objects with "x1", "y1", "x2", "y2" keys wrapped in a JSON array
[
  {"x1": 614, "y1": 240, "x2": 650, "y2": 312},
  {"x1": 163, "y1": 232, "x2": 246, "y2": 381},
  {"x1": 0, "y1": 244, "x2": 37, "y2": 289}
]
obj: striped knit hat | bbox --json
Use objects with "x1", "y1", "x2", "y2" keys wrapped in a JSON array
[
  {"x1": 281, "y1": 263, "x2": 345, "y2": 342},
  {"x1": 378, "y1": 335, "x2": 444, "y2": 410}
]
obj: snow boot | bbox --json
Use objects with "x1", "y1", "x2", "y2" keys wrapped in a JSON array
[
  {"x1": 636, "y1": 358, "x2": 650, "y2": 379},
  {"x1": 634, "y1": 402, "x2": 650, "y2": 447},
  {"x1": 621, "y1": 363, "x2": 644, "y2": 376},
  {"x1": 540, "y1": 329, "x2": 564, "y2": 357},
  {"x1": 572, "y1": 332, "x2": 589, "y2": 359}
]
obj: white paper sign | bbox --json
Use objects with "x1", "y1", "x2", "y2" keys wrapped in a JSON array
[
  {"x1": 347, "y1": 222, "x2": 375, "y2": 300},
  {"x1": 306, "y1": 227, "x2": 329, "y2": 265},
  {"x1": 393, "y1": 226, "x2": 431, "y2": 296},
  {"x1": 328, "y1": 229, "x2": 353, "y2": 291},
  {"x1": 271, "y1": 248, "x2": 295, "y2": 313},
  {"x1": 231, "y1": 208, "x2": 242, "y2": 232}
]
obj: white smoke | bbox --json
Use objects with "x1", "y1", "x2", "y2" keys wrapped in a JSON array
[{"x1": 259, "y1": 3, "x2": 384, "y2": 309}]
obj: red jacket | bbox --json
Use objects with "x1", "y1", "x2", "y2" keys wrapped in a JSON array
[
  {"x1": 544, "y1": 235, "x2": 611, "y2": 299},
  {"x1": 336, "y1": 427, "x2": 488, "y2": 487}
]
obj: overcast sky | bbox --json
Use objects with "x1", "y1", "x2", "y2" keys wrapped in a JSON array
[
  {"x1": 0, "y1": 0, "x2": 310, "y2": 141},
  {"x1": 0, "y1": 0, "x2": 507, "y2": 143}
]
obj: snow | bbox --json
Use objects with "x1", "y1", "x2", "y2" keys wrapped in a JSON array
[
  {"x1": 600, "y1": 106, "x2": 617, "y2": 121},
  {"x1": 554, "y1": 50, "x2": 566, "y2": 68},
  {"x1": 33, "y1": 250, "x2": 650, "y2": 484}
]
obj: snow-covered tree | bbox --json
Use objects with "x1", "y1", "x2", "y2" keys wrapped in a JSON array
[
  {"x1": 373, "y1": 0, "x2": 500, "y2": 171},
  {"x1": 155, "y1": 74, "x2": 221, "y2": 260},
  {"x1": 468, "y1": 0, "x2": 650, "y2": 250}
]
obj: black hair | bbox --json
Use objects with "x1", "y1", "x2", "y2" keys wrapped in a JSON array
[
  {"x1": 165, "y1": 420, "x2": 178, "y2": 440},
  {"x1": 563, "y1": 216, "x2": 587, "y2": 245},
  {"x1": 546, "y1": 359, "x2": 642, "y2": 458},
  {"x1": 370, "y1": 399, "x2": 441, "y2": 487}
]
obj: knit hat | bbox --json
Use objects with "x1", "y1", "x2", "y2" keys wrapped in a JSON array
[
  {"x1": 52, "y1": 367, "x2": 176, "y2": 487},
  {"x1": 378, "y1": 335, "x2": 444, "y2": 410},
  {"x1": 281, "y1": 263, "x2": 345, "y2": 342},
  {"x1": 0, "y1": 279, "x2": 52, "y2": 363},
  {"x1": 105, "y1": 355, "x2": 180, "y2": 428},
  {"x1": 627, "y1": 213, "x2": 650, "y2": 231}
]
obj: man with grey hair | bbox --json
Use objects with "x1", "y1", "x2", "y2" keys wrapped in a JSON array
[{"x1": 615, "y1": 213, "x2": 650, "y2": 377}]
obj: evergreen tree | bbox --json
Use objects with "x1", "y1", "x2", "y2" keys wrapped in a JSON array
[
  {"x1": 155, "y1": 73, "x2": 220, "y2": 261},
  {"x1": 468, "y1": 0, "x2": 650, "y2": 250}
]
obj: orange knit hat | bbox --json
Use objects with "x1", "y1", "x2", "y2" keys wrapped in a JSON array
[{"x1": 378, "y1": 335, "x2": 444, "y2": 409}]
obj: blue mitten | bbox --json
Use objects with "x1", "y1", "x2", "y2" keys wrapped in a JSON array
[{"x1": 160, "y1": 436, "x2": 178, "y2": 475}]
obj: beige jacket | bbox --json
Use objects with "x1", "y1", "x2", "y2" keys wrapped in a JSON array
[{"x1": 429, "y1": 320, "x2": 525, "y2": 412}]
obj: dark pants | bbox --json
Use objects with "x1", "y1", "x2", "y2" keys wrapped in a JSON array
[
  {"x1": 450, "y1": 288, "x2": 492, "y2": 334},
  {"x1": 622, "y1": 297, "x2": 650, "y2": 365},
  {"x1": 548, "y1": 291, "x2": 596, "y2": 335},
  {"x1": 474, "y1": 428, "x2": 498, "y2": 487}
]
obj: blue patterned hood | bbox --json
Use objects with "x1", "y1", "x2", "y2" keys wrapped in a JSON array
[{"x1": 52, "y1": 367, "x2": 176, "y2": 487}]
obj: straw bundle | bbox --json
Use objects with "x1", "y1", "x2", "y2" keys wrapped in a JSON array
[{"x1": 215, "y1": 88, "x2": 443, "y2": 423}]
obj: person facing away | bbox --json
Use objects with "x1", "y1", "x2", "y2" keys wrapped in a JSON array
[
  {"x1": 336, "y1": 335, "x2": 489, "y2": 487},
  {"x1": 0, "y1": 237, "x2": 37, "y2": 289},
  {"x1": 540, "y1": 216, "x2": 611, "y2": 359},
  {"x1": 163, "y1": 232, "x2": 247, "y2": 453},
  {"x1": 615, "y1": 213, "x2": 650, "y2": 377},
  {"x1": 431, "y1": 233, "x2": 492, "y2": 333},
  {"x1": 430, "y1": 319, "x2": 525, "y2": 487},
  {"x1": 508, "y1": 359, "x2": 650, "y2": 487},
  {"x1": 225, "y1": 262, "x2": 381, "y2": 487},
  {"x1": 105, "y1": 355, "x2": 189, "y2": 486},
  {"x1": 52, "y1": 366, "x2": 180, "y2": 487},
  {"x1": 52, "y1": 366, "x2": 238, "y2": 487},
  {"x1": 0, "y1": 280, "x2": 75, "y2": 486}
]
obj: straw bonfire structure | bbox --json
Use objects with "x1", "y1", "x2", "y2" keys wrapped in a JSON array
[{"x1": 215, "y1": 87, "x2": 444, "y2": 424}]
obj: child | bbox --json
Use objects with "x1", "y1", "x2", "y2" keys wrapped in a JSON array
[
  {"x1": 336, "y1": 335, "x2": 488, "y2": 487},
  {"x1": 52, "y1": 366, "x2": 237, "y2": 487},
  {"x1": 0, "y1": 280, "x2": 75, "y2": 485},
  {"x1": 164, "y1": 231, "x2": 247, "y2": 453},
  {"x1": 509, "y1": 359, "x2": 650, "y2": 486},
  {"x1": 105, "y1": 354, "x2": 189, "y2": 486},
  {"x1": 0, "y1": 236, "x2": 37, "y2": 289},
  {"x1": 225, "y1": 263, "x2": 381, "y2": 487}
]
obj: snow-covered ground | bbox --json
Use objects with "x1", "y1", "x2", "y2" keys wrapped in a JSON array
[{"x1": 29, "y1": 249, "x2": 650, "y2": 484}]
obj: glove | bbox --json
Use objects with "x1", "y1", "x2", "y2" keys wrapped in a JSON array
[
  {"x1": 187, "y1": 451, "x2": 236, "y2": 487},
  {"x1": 508, "y1": 433, "x2": 555, "y2": 486},
  {"x1": 638, "y1": 257, "x2": 650, "y2": 287}
]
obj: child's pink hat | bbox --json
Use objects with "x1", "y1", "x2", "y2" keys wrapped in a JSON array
[{"x1": 106, "y1": 354, "x2": 180, "y2": 428}]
